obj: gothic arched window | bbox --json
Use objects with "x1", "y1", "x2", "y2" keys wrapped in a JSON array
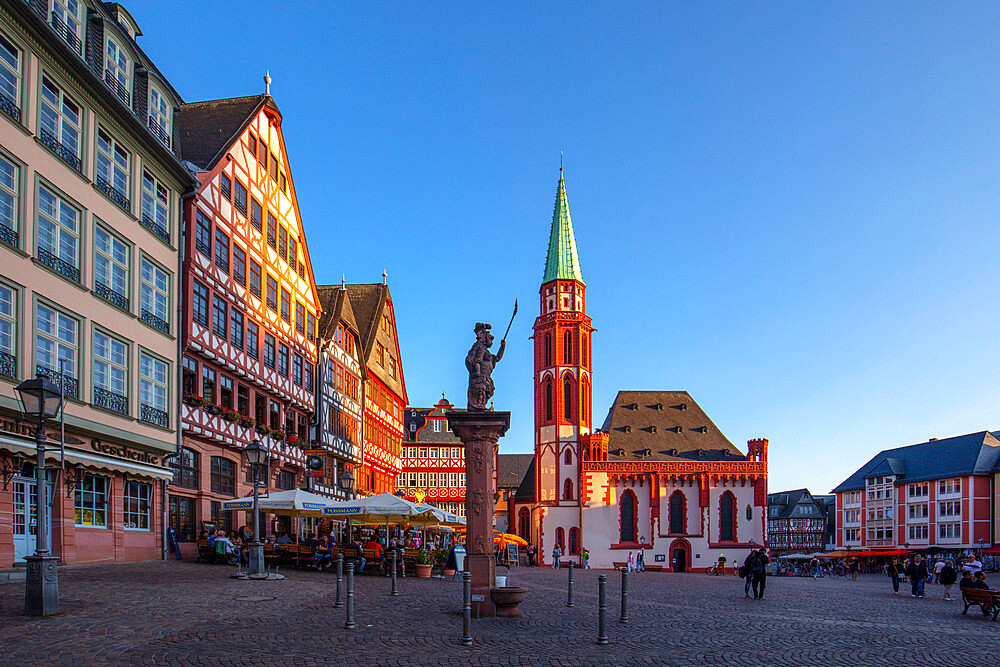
[
  {"x1": 545, "y1": 379, "x2": 553, "y2": 421},
  {"x1": 669, "y1": 491, "x2": 685, "y2": 534},
  {"x1": 563, "y1": 478, "x2": 573, "y2": 500},
  {"x1": 556, "y1": 527, "x2": 565, "y2": 549},
  {"x1": 720, "y1": 492, "x2": 736, "y2": 542},
  {"x1": 620, "y1": 490, "x2": 637, "y2": 543},
  {"x1": 569, "y1": 527, "x2": 579, "y2": 555},
  {"x1": 518, "y1": 508, "x2": 530, "y2": 539},
  {"x1": 563, "y1": 331, "x2": 572, "y2": 364},
  {"x1": 564, "y1": 449, "x2": 572, "y2": 465},
  {"x1": 563, "y1": 379, "x2": 572, "y2": 420},
  {"x1": 544, "y1": 333, "x2": 552, "y2": 366}
]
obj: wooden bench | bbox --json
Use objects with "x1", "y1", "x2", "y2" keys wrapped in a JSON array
[
  {"x1": 196, "y1": 539, "x2": 216, "y2": 563},
  {"x1": 962, "y1": 588, "x2": 1000, "y2": 621},
  {"x1": 644, "y1": 564, "x2": 663, "y2": 572}
]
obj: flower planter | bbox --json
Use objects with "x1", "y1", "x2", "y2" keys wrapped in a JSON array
[
  {"x1": 490, "y1": 586, "x2": 527, "y2": 618},
  {"x1": 442, "y1": 569, "x2": 456, "y2": 577},
  {"x1": 414, "y1": 563, "x2": 432, "y2": 578}
]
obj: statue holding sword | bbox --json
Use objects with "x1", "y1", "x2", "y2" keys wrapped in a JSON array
[{"x1": 465, "y1": 300, "x2": 517, "y2": 411}]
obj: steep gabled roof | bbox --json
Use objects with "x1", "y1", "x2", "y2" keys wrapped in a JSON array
[
  {"x1": 513, "y1": 458, "x2": 536, "y2": 503},
  {"x1": 343, "y1": 283, "x2": 386, "y2": 359},
  {"x1": 542, "y1": 169, "x2": 584, "y2": 285},
  {"x1": 767, "y1": 488, "x2": 825, "y2": 520},
  {"x1": 316, "y1": 284, "x2": 360, "y2": 344},
  {"x1": 832, "y1": 431, "x2": 1000, "y2": 493},
  {"x1": 498, "y1": 454, "x2": 534, "y2": 489},
  {"x1": 600, "y1": 390, "x2": 744, "y2": 462},
  {"x1": 175, "y1": 94, "x2": 270, "y2": 170}
]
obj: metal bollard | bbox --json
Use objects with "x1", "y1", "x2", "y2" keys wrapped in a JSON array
[
  {"x1": 461, "y1": 571, "x2": 473, "y2": 646},
  {"x1": 566, "y1": 560, "x2": 575, "y2": 607},
  {"x1": 390, "y1": 550, "x2": 399, "y2": 596},
  {"x1": 620, "y1": 567, "x2": 629, "y2": 624},
  {"x1": 345, "y1": 563, "x2": 356, "y2": 629},
  {"x1": 597, "y1": 574, "x2": 609, "y2": 645},
  {"x1": 334, "y1": 554, "x2": 344, "y2": 608}
]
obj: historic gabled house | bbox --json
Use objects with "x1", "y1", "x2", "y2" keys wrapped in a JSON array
[
  {"x1": 0, "y1": 1, "x2": 192, "y2": 566},
  {"x1": 399, "y1": 397, "x2": 468, "y2": 517},
  {"x1": 767, "y1": 488, "x2": 829, "y2": 554},
  {"x1": 344, "y1": 282, "x2": 406, "y2": 496},
  {"x1": 172, "y1": 91, "x2": 319, "y2": 548},
  {"x1": 312, "y1": 282, "x2": 365, "y2": 499},
  {"x1": 510, "y1": 169, "x2": 769, "y2": 571}
]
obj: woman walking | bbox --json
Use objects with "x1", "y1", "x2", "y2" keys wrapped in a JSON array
[
  {"x1": 888, "y1": 557, "x2": 904, "y2": 595},
  {"x1": 940, "y1": 559, "x2": 957, "y2": 601}
]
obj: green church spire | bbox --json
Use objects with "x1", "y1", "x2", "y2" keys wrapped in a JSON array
[{"x1": 542, "y1": 168, "x2": 585, "y2": 285}]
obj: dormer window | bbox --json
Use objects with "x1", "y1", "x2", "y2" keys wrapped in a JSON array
[
  {"x1": 147, "y1": 84, "x2": 171, "y2": 148},
  {"x1": 50, "y1": 0, "x2": 84, "y2": 55},
  {"x1": 104, "y1": 34, "x2": 130, "y2": 105}
]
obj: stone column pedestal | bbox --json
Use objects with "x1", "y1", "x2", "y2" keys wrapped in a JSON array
[
  {"x1": 24, "y1": 554, "x2": 60, "y2": 616},
  {"x1": 447, "y1": 410, "x2": 510, "y2": 617}
]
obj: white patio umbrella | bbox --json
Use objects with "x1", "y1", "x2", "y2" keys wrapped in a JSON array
[
  {"x1": 321, "y1": 493, "x2": 443, "y2": 525},
  {"x1": 222, "y1": 488, "x2": 342, "y2": 517},
  {"x1": 414, "y1": 503, "x2": 466, "y2": 527}
]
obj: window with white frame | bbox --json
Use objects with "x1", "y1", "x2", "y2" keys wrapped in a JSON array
[
  {"x1": 938, "y1": 523, "x2": 961, "y2": 540},
  {"x1": 907, "y1": 483, "x2": 928, "y2": 498},
  {"x1": 451, "y1": 447, "x2": 461, "y2": 459},
  {"x1": 0, "y1": 282, "x2": 15, "y2": 378},
  {"x1": 148, "y1": 84, "x2": 170, "y2": 145},
  {"x1": 907, "y1": 503, "x2": 929, "y2": 520},
  {"x1": 459, "y1": 473, "x2": 465, "y2": 487},
  {"x1": 35, "y1": 302, "x2": 77, "y2": 396},
  {"x1": 123, "y1": 480, "x2": 150, "y2": 530},
  {"x1": 140, "y1": 170, "x2": 169, "y2": 240},
  {"x1": 429, "y1": 472, "x2": 438, "y2": 487},
  {"x1": 51, "y1": 0, "x2": 85, "y2": 53},
  {"x1": 96, "y1": 128, "x2": 129, "y2": 205},
  {"x1": 449, "y1": 472, "x2": 458, "y2": 487},
  {"x1": 139, "y1": 352, "x2": 169, "y2": 426},
  {"x1": 0, "y1": 153, "x2": 17, "y2": 244},
  {"x1": 39, "y1": 76, "x2": 81, "y2": 163},
  {"x1": 939, "y1": 500, "x2": 961, "y2": 517},
  {"x1": 139, "y1": 256, "x2": 169, "y2": 334},
  {"x1": 429, "y1": 447, "x2": 438, "y2": 458},
  {"x1": 0, "y1": 33, "x2": 20, "y2": 115},
  {"x1": 407, "y1": 472, "x2": 417, "y2": 487},
  {"x1": 432, "y1": 420, "x2": 442, "y2": 432},
  {"x1": 908, "y1": 524, "x2": 928, "y2": 540},
  {"x1": 92, "y1": 330, "x2": 127, "y2": 414},
  {"x1": 94, "y1": 225, "x2": 129, "y2": 305},
  {"x1": 418, "y1": 447, "x2": 427, "y2": 458},
  {"x1": 938, "y1": 478, "x2": 961, "y2": 495},
  {"x1": 418, "y1": 472, "x2": 427, "y2": 487},
  {"x1": 103, "y1": 34, "x2": 130, "y2": 104},
  {"x1": 37, "y1": 184, "x2": 80, "y2": 281},
  {"x1": 75, "y1": 474, "x2": 108, "y2": 527}
]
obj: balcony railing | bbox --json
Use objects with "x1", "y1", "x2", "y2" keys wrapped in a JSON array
[
  {"x1": 140, "y1": 403, "x2": 169, "y2": 428},
  {"x1": 37, "y1": 247, "x2": 80, "y2": 283},
  {"x1": 195, "y1": 237, "x2": 211, "y2": 257},
  {"x1": 95, "y1": 174, "x2": 130, "y2": 213},
  {"x1": 140, "y1": 213, "x2": 170, "y2": 245},
  {"x1": 146, "y1": 116, "x2": 170, "y2": 148},
  {"x1": 39, "y1": 127, "x2": 82, "y2": 172},
  {"x1": 93, "y1": 387, "x2": 128, "y2": 415},
  {"x1": 0, "y1": 223, "x2": 18, "y2": 249},
  {"x1": 0, "y1": 92, "x2": 20, "y2": 124},
  {"x1": 249, "y1": 283, "x2": 261, "y2": 299},
  {"x1": 0, "y1": 351, "x2": 15, "y2": 379},
  {"x1": 140, "y1": 309, "x2": 169, "y2": 334},
  {"x1": 95, "y1": 281, "x2": 129, "y2": 311},
  {"x1": 49, "y1": 12, "x2": 82, "y2": 55},
  {"x1": 103, "y1": 70, "x2": 130, "y2": 107},
  {"x1": 36, "y1": 364, "x2": 79, "y2": 399}
]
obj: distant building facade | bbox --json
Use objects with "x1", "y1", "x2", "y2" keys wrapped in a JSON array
[
  {"x1": 767, "y1": 489, "x2": 828, "y2": 554},
  {"x1": 832, "y1": 432, "x2": 1000, "y2": 551},
  {"x1": 400, "y1": 397, "x2": 467, "y2": 516}
]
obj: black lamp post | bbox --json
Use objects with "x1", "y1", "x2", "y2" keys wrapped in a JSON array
[
  {"x1": 14, "y1": 376, "x2": 64, "y2": 616},
  {"x1": 243, "y1": 439, "x2": 267, "y2": 578},
  {"x1": 338, "y1": 468, "x2": 356, "y2": 499}
]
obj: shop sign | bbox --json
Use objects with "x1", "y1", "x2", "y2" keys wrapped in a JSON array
[
  {"x1": 0, "y1": 415, "x2": 38, "y2": 439},
  {"x1": 90, "y1": 439, "x2": 160, "y2": 466},
  {"x1": 304, "y1": 450, "x2": 325, "y2": 477}
]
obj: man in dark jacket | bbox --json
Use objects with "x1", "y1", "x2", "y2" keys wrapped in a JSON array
[
  {"x1": 745, "y1": 548, "x2": 769, "y2": 599},
  {"x1": 939, "y1": 560, "x2": 958, "y2": 601},
  {"x1": 906, "y1": 555, "x2": 928, "y2": 598}
]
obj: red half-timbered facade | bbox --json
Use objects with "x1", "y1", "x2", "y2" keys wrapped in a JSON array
[
  {"x1": 171, "y1": 93, "x2": 319, "y2": 550},
  {"x1": 399, "y1": 398, "x2": 468, "y2": 516}
]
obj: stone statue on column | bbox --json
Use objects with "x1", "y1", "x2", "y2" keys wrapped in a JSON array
[{"x1": 466, "y1": 322, "x2": 505, "y2": 411}]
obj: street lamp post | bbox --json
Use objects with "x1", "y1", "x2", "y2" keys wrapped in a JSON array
[
  {"x1": 338, "y1": 469, "x2": 356, "y2": 544},
  {"x1": 14, "y1": 376, "x2": 64, "y2": 616},
  {"x1": 242, "y1": 439, "x2": 267, "y2": 578}
]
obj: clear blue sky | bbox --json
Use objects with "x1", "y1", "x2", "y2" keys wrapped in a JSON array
[{"x1": 135, "y1": 1, "x2": 1000, "y2": 494}]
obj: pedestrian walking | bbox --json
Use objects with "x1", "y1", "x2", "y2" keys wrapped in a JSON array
[
  {"x1": 552, "y1": 544, "x2": 562, "y2": 569},
  {"x1": 626, "y1": 551, "x2": 634, "y2": 572},
  {"x1": 740, "y1": 561, "x2": 753, "y2": 598},
  {"x1": 933, "y1": 558, "x2": 945, "y2": 584},
  {"x1": 637, "y1": 548, "x2": 645, "y2": 573},
  {"x1": 527, "y1": 544, "x2": 536, "y2": 566},
  {"x1": 582, "y1": 547, "x2": 590, "y2": 569},
  {"x1": 745, "y1": 548, "x2": 769, "y2": 599},
  {"x1": 906, "y1": 555, "x2": 928, "y2": 598},
  {"x1": 887, "y1": 557, "x2": 904, "y2": 595},
  {"x1": 940, "y1": 559, "x2": 957, "y2": 601},
  {"x1": 848, "y1": 557, "x2": 859, "y2": 581}
]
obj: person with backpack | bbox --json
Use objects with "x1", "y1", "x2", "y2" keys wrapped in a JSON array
[
  {"x1": 748, "y1": 548, "x2": 769, "y2": 599},
  {"x1": 739, "y1": 560, "x2": 753, "y2": 598},
  {"x1": 939, "y1": 559, "x2": 957, "y2": 601},
  {"x1": 887, "y1": 557, "x2": 904, "y2": 595}
]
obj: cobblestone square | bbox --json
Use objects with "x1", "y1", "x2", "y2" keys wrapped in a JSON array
[{"x1": 1, "y1": 562, "x2": 998, "y2": 665}]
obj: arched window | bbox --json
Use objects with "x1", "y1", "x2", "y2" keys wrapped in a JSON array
[
  {"x1": 544, "y1": 333, "x2": 552, "y2": 365},
  {"x1": 563, "y1": 478, "x2": 573, "y2": 500},
  {"x1": 582, "y1": 336, "x2": 587, "y2": 366},
  {"x1": 563, "y1": 379, "x2": 572, "y2": 420},
  {"x1": 620, "y1": 490, "x2": 637, "y2": 543},
  {"x1": 555, "y1": 527, "x2": 565, "y2": 549},
  {"x1": 720, "y1": 492, "x2": 736, "y2": 542},
  {"x1": 564, "y1": 449, "x2": 572, "y2": 465},
  {"x1": 545, "y1": 379, "x2": 553, "y2": 421},
  {"x1": 563, "y1": 331, "x2": 572, "y2": 363},
  {"x1": 746, "y1": 504, "x2": 753, "y2": 521},
  {"x1": 569, "y1": 527, "x2": 579, "y2": 555},
  {"x1": 581, "y1": 381, "x2": 590, "y2": 424},
  {"x1": 669, "y1": 491, "x2": 685, "y2": 534},
  {"x1": 518, "y1": 508, "x2": 530, "y2": 539}
]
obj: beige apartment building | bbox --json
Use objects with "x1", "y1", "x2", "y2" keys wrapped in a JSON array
[{"x1": 0, "y1": 1, "x2": 192, "y2": 566}]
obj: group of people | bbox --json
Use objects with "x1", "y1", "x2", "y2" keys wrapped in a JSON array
[
  {"x1": 887, "y1": 553, "x2": 990, "y2": 601},
  {"x1": 740, "y1": 548, "x2": 770, "y2": 599},
  {"x1": 547, "y1": 543, "x2": 591, "y2": 569}
]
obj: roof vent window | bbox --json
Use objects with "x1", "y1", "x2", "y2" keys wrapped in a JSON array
[
  {"x1": 624, "y1": 425, "x2": 632, "y2": 433},
  {"x1": 649, "y1": 425, "x2": 657, "y2": 433},
  {"x1": 611, "y1": 447, "x2": 626, "y2": 457}
]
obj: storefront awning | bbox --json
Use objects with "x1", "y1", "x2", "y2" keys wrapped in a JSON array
[{"x1": 0, "y1": 435, "x2": 172, "y2": 481}]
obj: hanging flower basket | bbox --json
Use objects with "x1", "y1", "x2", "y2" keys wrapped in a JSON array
[
  {"x1": 184, "y1": 394, "x2": 205, "y2": 407},
  {"x1": 221, "y1": 409, "x2": 240, "y2": 423},
  {"x1": 238, "y1": 416, "x2": 255, "y2": 428}
]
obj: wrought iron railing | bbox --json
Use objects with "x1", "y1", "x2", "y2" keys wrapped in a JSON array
[
  {"x1": 146, "y1": 116, "x2": 170, "y2": 148},
  {"x1": 249, "y1": 282, "x2": 261, "y2": 299},
  {"x1": 140, "y1": 213, "x2": 170, "y2": 244},
  {"x1": 95, "y1": 174, "x2": 130, "y2": 212},
  {"x1": 0, "y1": 92, "x2": 20, "y2": 123},
  {"x1": 39, "y1": 127, "x2": 82, "y2": 172},
  {"x1": 0, "y1": 223, "x2": 17, "y2": 249},
  {"x1": 94, "y1": 387, "x2": 128, "y2": 415},
  {"x1": 140, "y1": 403, "x2": 169, "y2": 428},
  {"x1": 37, "y1": 246, "x2": 80, "y2": 283},
  {"x1": 195, "y1": 236, "x2": 211, "y2": 257},
  {"x1": 36, "y1": 364, "x2": 79, "y2": 399},
  {"x1": 49, "y1": 12, "x2": 82, "y2": 54},
  {"x1": 103, "y1": 70, "x2": 130, "y2": 106},
  {"x1": 0, "y1": 351, "x2": 14, "y2": 379},
  {"x1": 95, "y1": 281, "x2": 129, "y2": 311},
  {"x1": 141, "y1": 309, "x2": 169, "y2": 334}
]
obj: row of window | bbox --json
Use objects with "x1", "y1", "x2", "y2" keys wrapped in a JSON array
[
  {"x1": 373, "y1": 341, "x2": 398, "y2": 379},
  {"x1": 190, "y1": 279, "x2": 313, "y2": 389},
  {"x1": 365, "y1": 379, "x2": 403, "y2": 422},
  {"x1": 247, "y1": 129, "x2": 287, "y2": 194},
  {"x1": 404, "y1": 446, "x2": 463, "y2": 459},
  {"x1": 365, "y1": 418, "x2": 402, "y2": 458},
  {"x1": 541, "y1": 376, "x2": 591, "y2": 424},
  {"x1": 328, "y1": 360, "x2": 360, "y2": 402},
  {"x1": 327, "y1": 405, "x2": 360, "y2": 444},
  {"x1": 541, "y1": 329, "x2": 589, "y2": 367},
  {"x1": 0, "y1": 285, "x2": 169, "y2": 423},
  {"x1": 400, "y1": 472, "x2": 467, "y2": 488},
  {"x1": 74, "y1": 474, "x2": 151, "y2": 530}
]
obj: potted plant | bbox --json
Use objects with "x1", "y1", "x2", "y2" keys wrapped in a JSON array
[
  {"x1": 205, "y1": 403, "x2": 223, "y2": 415},
  {"x1": 414, "y1": 548, "x2": 433, "y2": 578},
  {"x1": 255, "y1": 422, "x2": 270, "y2": 436},
  {"x1": 183, "y1": 394, "x2": 204, "y2": 407},
  {"x1": 436, "y1": 548, "x2": 454, "y2": 576},
  {"x1": 221, "y1": 408, "x2": 240, "y2": 422},
  {"x1": 238, "y1": 415, "x2": 255, "y2": 428}
]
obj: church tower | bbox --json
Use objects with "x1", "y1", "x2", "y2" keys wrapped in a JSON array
[{"x1": 533, "y1": 168, "x2": 593, "y2": 562}]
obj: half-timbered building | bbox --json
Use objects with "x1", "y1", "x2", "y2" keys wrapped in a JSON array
[
  {"x1": 767, "y1": 488, "x2": 828, "y2": 554},
  {"x1": 399, "y1": 397, "x2": 468, "y2": 517},
  {"x1": 172, "y1": 90, "x2": 319, "y2": 549},
  {"x1": 510, "y1": 169, "x2": 769, "y2": 571}
]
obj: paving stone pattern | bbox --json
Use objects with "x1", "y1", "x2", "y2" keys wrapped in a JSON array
[{"x1": 0, "y1": 562, "x2": 998, "y2": 665}]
